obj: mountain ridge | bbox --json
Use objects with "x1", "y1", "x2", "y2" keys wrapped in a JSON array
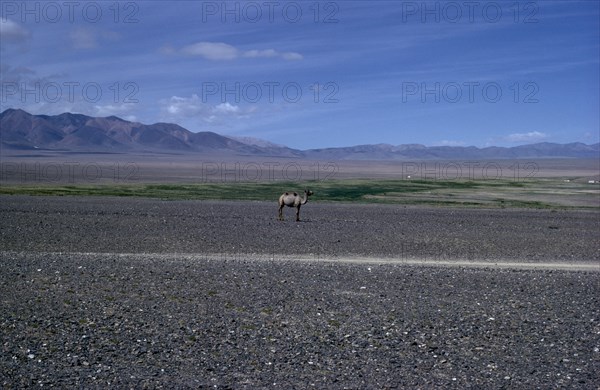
[{"x1": 1, "y1": 109, "x2": 598, "y2": 159}]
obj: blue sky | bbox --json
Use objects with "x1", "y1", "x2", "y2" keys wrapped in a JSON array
[{"x1": 1, "y1": 0, "x2": 598, "y2": 149}]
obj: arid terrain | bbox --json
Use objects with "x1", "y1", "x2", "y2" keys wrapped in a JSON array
[
  {"x1": 1, "y1": 192, "x2": 599, "y2": 388},
  {"x1": 1, "y1": 151, "x2": 599, "y2": 183},
  {"x1": 1, "y1": 153, "x2": 599, "y2": 388},
  {"x1": 2, "y1": 0, "x2": 598, "y2": 386}
]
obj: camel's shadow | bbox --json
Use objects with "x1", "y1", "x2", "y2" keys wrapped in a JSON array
[{"x1": 276, "y1": 218, "x2": 313, "y2": 223}]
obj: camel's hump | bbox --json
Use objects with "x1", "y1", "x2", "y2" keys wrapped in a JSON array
[{"x1": 284, "y1": 192, "x2": 298, "y2": 196}]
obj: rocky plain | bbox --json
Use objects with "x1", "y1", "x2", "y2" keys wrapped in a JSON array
[{"x1": 0, "y1": 194, "x2": 599, "y2": 388}]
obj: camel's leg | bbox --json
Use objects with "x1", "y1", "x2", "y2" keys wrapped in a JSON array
[
  {"x1": 295, "y1": 206, "x2": 300, "y2": 221},
  {"x1": 278, "y1": 204, "x2": 284, "y2": 220}
]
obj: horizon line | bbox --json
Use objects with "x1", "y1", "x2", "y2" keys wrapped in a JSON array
[{"x1": 2, "y1": 108, "x2": 598, "y2": 151}]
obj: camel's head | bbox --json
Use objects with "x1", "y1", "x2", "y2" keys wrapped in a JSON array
[{"x1": 305, "y1": 189, "x2": 314, "y2": 197}]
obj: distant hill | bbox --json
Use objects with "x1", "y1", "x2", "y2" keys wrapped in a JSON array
[
  {"x1": 303, "y1": 142, "x2": 600, "y2": 160},
  {"x1": 1, "y1": 109, "x2": 598, "y2": 159},
  {"x1": 0, "y1": 109, "x2": 300, "y2": 157}
]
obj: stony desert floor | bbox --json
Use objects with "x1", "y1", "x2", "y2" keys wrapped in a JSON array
[{"x1": 1, "y1": 195, "x2": 599, "y2": 388}]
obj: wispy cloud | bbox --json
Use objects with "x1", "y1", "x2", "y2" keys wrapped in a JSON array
[
  {"x1": 0, "y1": 64, "x2": 36, "y2": 84},
  {"x1": 159, "y1": 94, "x2": 255, "y2": 125},
  {"x1": 93, "y1": 103, "x2": 138, "y2": 121},
  {"x1": 504, "y1": 131, "x2": 548, "y2": 143},
  {"x1": 70, "y1": 28, "x2": 97, "y2": 49},
  {"x1": 70, "y1": 27, "x2": 120, "y2": 49},
  {"x1": 13, "y1": 100, "x2": 138, "y2": 121},
  {"x1": 178, "y1": 41, "x2": 302, "y2": 61},
  {"x1": 181, "y1": 42, "x2": 238, "y2": 60},
  {"x1": 2, "y1": 0, "x2": 596, "y2": 149},
  {"x1": 243, "y1": 49, "x2": 303, "y2": 61},
  {"x1": 437, "y1": 140, "x2": 467, "y2": 147},
  {"x1": 0, "y1": 19, "x2": 30, "y2": 44}
]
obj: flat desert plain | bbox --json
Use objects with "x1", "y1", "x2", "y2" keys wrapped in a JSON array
[{"x1": 1, "y1": 156, "x2": 599, "y2": 388}]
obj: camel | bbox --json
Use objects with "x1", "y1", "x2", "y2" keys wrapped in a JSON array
[{"x1": 278, "y1": 189, "x2": 313, "y2": 221}]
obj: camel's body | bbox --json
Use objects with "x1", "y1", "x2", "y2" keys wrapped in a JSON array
[{"x1": 278, "y1": 189, "x2": 313, "y2": 221}]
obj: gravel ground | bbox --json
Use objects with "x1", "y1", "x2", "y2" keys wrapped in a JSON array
[
  {"x1": 0, "y1": 195, "x2": 599, "y2": 262},
  {"x1": 1, "y1": 195, "x2": 599, "y2": 388}
]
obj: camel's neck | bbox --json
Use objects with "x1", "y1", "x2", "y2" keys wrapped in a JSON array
[{"x1": 301, "y1": 193, "x2": 309, "y2": 205}]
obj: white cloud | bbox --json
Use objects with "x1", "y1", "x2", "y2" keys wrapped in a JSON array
[
  {"x1": 582, "y1": 132, "x2": 599, "y2": 142},
  {"x1": 70, "y1": 27, "x2": 119, "y2": 49},
  {"x1": 93, "y1": 103, "x2": 138, "y2": 120},
  {"x1": 243, "y1": 49, "x2": 278, "y2": 58},
  {"x1": 158, "y1": 44, "x2": 176, "y2": 55},
  {"x1": 243, "y1": 49, "x2": 303, "y2": 60},
  {"x1": 214, "y1": 102, "x2": 240, "y2": 114},
  {"x1": 70, "y1": 28, "x2": 97, "y2": 49},
  {"x1": 437, "y1": 140, "x2": 466, "y2": 147},
  {"x1": 162, "y1": 95, "x2": 207, "y2": 117},
  {"x1": 181, "y1": 42, "x2": 239, "y2": 60},
  {"x1": 281, "y1": 52, "x2": 303, "y2": 61},
  {"x1": 178, "y1": 41, "x2": 302, "y2": 61},
  {"x1": 0, "y1": 19, "x2": 30, "y2": 44},
  {"x1": 0, "y1": 64, "x2": 36, "y2": 84},
  {"x1": 13, "y1": 101, "x2": 138, "y2": 121},
  {"x1": 504, "y1": 131, "x2": 548, "y2": 143},
  {"x1": 159, "y1": 94, "x2": 251, "y2": 125}
]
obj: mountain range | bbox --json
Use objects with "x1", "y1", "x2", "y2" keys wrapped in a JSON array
[{"x1": 1, "y1": 109, "x2": 598, "y2": 160}]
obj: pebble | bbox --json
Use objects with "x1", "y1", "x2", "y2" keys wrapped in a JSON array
[{"x1": 1, "y1": 196, "x2": 598, "y2": 388}]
